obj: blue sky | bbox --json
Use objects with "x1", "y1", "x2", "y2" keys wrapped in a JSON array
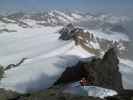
[{"x1": 0, "y1": 0, "x2": 133, "y2": 14}]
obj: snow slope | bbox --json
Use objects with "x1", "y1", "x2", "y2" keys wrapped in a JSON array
[
  {"x1": 119, "y1": 59, "x2": 133, "y2": 89},
  {"x1": 0, "y1": 19, "x2": 133, "y2": 93},
  {"x1": 0, "y1": 26, "x2": 93, "y2": 93}
]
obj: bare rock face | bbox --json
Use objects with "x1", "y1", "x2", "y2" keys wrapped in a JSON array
[
  {"x1": 59, "y1": 23, "x2": 83, "y2": 40},
  {"x1": 54, "y1": 48, "x2": 123, "y2": 91},
  {"x1": 59, "y1": 24, "x2": 128, "y2": 58},
  {"x1": 93, "y1": 48, "x2": 123, "y2": 91},
  {"x1": 0, "y1": 88, "x2": 20, "y2": 100},
  {"x1": 59, "y1": 23, "x2": 75, "y2": 40}
]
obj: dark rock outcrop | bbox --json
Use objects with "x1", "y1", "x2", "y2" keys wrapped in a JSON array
[
  {"x1": 54, "y1": 47, "x2": 123, "y2": 91},
  {"x1": 94, "y1": 48, "x2": 123, "y2": 91},
  {"x1": 0, "y1": 86, "x2": 133, "y2": 100},
  {"x1": 59, "y1": 23, "x2": 83, "y2": 40},
  {"x1": 0, "y1": 87, "x2": 103, "y2": 100},
  {"x1": 59, "y1": 23, "x2": 75, "y2": 40},
  {"x1": 0, "y1": 88, "x2": 20, "y2": 100},
  {"x1": 0, "y1": 65, "x2": 4, "y2": 80},
  {"x1": 5, "y1": 58, "x2": 27, "y2": 70}
]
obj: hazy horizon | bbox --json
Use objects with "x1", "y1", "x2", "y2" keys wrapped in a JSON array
[{"x1": 0, "y1": 0, "x2": 133, "y2": 16}]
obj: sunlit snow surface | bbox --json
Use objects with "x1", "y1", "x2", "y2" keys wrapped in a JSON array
[
  {"x1": 84, "y1": 29, "x2": 130, "y2": 41},
  {"x1": 119, "y1": 59, "x2": 133, "y2": 89},
  {"x1": 63, "y1": 82, "x2": 117, "y2": 99},
  {"x1": 0, "y1": 23, "x2": 133, "y2": 94},
  {"x1": 0, "y1": 26, "x2": 93, "y2": 93}
]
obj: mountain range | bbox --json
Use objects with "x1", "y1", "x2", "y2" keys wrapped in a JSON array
[{"x1": 0, "y1": 10, "x2": 133, "y2": 99}]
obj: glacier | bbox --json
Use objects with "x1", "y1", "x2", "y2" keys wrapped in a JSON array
[
  {"x1": 0, "y1": 12, "x2": 133, "y2": 94},
  {"x1": 0, "y1": 26, "x2": 93, "y2": 93}
]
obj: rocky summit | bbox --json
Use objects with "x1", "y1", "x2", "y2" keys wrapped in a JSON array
[
  {"x1": 59, "y1": 23, "x2": 83, "y2": 40},
  {"x1": 59, "y1": 24, "x2": 129, "y2": 58},
  {"x1": 55, "y1": 47, "x2": 123, "y2": 91}
]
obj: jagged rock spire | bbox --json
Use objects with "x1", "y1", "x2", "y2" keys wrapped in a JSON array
[{"x1": 55, "y1": 47, "x2": 123, "y2": 91}]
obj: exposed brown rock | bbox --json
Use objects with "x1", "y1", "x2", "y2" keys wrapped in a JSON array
[{"x1": 54, "y1": 48, "x2": 123, "y2": 91}]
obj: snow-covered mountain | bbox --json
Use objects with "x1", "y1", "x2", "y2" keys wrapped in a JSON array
[
  {"x1": 0, "y1": 10, "x2": 131, "y2": 33},
  {"x1": 59, "y1": 23, "x2": 129, "y2": 58},
  {"x1": 0, "y1": 10, "x2": 133, "y2": 94}
]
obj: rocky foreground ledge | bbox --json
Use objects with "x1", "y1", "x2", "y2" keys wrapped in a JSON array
[
  {"x1": 0, "y1": 85, "x2": 133, "y2": 100},
  {"x1": 0, "y1": 48, "x2": 133, "y2": 100}
]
